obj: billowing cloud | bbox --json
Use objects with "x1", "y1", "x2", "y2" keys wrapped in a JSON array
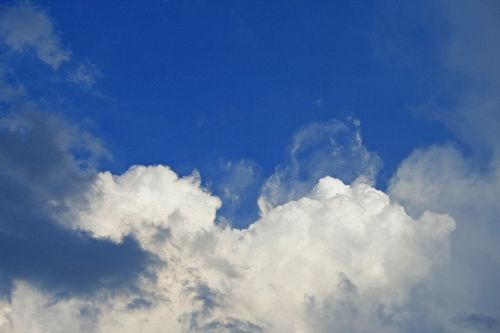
[
  {"x1": 0, "y1": 152, "x2": 454, "y2": 332},
  {"x1": 0, "y1": 3, "x2": 71, "y2": 69},
  {"x1": 0, "y1": 111, "x2": 455, "y2": 332}
]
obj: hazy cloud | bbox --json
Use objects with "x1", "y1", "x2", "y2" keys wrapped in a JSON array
[{"x1": 386, "y1": 3, "x2": 500, "y2": 329}]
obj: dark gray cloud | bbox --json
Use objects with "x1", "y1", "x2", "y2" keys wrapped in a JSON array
[{"x1": 0, "y1": 109, "x2": 156, "y2": 298}]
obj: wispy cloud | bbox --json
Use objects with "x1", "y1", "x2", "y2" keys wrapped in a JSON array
[
  {"x1": 259, "y1": 118, "x2": 382, "y2": 214},
  {"x1": 0, "y1": 3, "x2": 71, "y2": 69},
  {"x1": 386, "y1": 1, "x2": 500, "y2": 331},
  {"x1": 67, "y1": 62, "x2": 103, "y2": 89}
]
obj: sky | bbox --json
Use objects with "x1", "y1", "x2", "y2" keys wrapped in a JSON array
[{"x1": 0, "y1": 0, "x2": 499, "y2": 332}]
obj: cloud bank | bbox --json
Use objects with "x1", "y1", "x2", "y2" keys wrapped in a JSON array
[
  {"x1": 0, "y1": 110, "x2": 454, "y2": 333},
  {"x1": 0, "y1": 141, "x2": 454, "y2": 332}
]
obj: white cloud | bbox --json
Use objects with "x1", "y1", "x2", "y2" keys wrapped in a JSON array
[
  {"x1": 0, "y1": 163, "x2": 454, "y2": 332},
  {"x1": 67, "y1": 164, "x2": 222, "y2": 243},
  {"x1": 0, "y1": 4, "x2": 71, "y2": 69}
]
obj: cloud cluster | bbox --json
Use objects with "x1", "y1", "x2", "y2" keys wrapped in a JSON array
[{"x1": 0, "y1": 144, "x2": 454, "y2": 332}]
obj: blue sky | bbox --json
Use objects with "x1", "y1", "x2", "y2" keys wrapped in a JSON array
[
  {"x1": 1, "y1": 1, "x2": 500, "y2": 332},
  {"x1": 4, "y1": 0, "x2": 455, "y2": 224},
  {"x1": 8, "y1": 0, "x2": 450, "y2": 173}
]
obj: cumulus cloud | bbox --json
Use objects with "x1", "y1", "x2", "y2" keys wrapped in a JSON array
[
  {"x1": 0, "y1": 3, "x2": 71, "y2": 69},
  {"x1": 0, "y1": 108, "x2": 459, "y2": 332},
  {"x1": 0, "y1": 155, "x2": 454, "y2": 332}
]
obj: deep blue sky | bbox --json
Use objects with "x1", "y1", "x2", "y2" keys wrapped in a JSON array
[
  {"x1": 2, "y1": 0, "x2": 462, "y2": 226},
  {"x1": 25, "y1": 0, "x2": 450, "y2": 179}
]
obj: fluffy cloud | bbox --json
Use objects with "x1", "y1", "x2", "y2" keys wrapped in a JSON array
[{"x1": 0, "y1": 155, "x2": 454, "y2": 332}]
